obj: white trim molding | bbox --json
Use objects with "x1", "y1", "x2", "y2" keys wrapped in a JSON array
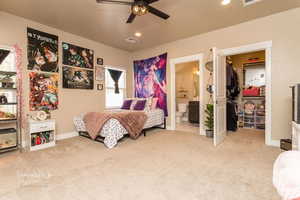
[
  {"x1": 170, "y1": 53, "x2": 205, "y2": 136},
  {"x1": 56, "y1": 131, "x2": 79, "y2": 141},
  {"x1": 219, "y1": 41, "x2": 275, "y2": 147}
]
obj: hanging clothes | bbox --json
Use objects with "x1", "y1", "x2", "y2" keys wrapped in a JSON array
[
  {"x1": 227, "y1": 101, "x2": 238, "y2": 131},
  {"x1": 226, "y1": 63, "x2": 240, "y2": 100},
  {"x1": 226, "y1": 62, "x2": 239, "y2": 132}
]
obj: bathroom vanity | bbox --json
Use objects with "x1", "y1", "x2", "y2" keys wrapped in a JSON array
[{"x1": 188, "y1": 101, "x2": 199, "y2": 123}]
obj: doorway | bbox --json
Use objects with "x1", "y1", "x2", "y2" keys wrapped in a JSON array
[
  {"x1": 175, "y1": 61, "x2": 200, "y2": 133},
  {"x1": 170, "y1": 54, "x2": 205, "y2": 135},
  {"x1": 226, "y1": 50, "x2": 266, "y2": 140},
  {"x1": 213, "y1": 41, "x2": 273, "y2": 146}
]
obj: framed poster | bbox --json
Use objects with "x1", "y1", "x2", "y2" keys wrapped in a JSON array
[
  {"x1": 97, "y1": 84, "x2": 104, "y2": 91},
  {"x1": 27, "y1": 28, "x2": 59, "y2": 72},
  {"x1": 95, "y1": 66, "x2": 105, "y2": 81},
  {"x1": 97, "y1": 58, "x2": 103, "y2": 65},
  {"x1": 62, "y1": 66, "x2": 94, "y2": 89},
  {"x1": 62, "y1": 42, "x2": 94, "y2": 69},
  {"x1": 29, "y1": 72, "x2": 59, "y2": 111}
]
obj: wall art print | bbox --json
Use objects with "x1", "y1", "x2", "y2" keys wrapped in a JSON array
[
  {"x1": 27, "y1": 28, "x2": 59, "y2": 72},
  {"x1": 29, "y1": 72, "x2": 59, "y2": 111},
  {"x1": 134, "y1": 53, "x2": 168, "y2": 116},
  {"x1": 95, "y1": 66, "x2": 105, "y2": 81},
  {"x1": 62, "y1": 42, "x2": 94, "y2": 69},
  {"x1": 62, "y1": 66, "x2": 94, "y2": 89}
]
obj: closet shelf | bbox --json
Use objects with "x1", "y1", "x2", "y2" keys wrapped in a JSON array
[{"x1": 242, "y1": 96, "x2": 265, "y2": 100}]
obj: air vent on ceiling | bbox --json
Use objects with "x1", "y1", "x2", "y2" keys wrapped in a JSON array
[
  {"x1": 243, "y1": 0, "x2": 262, "y2": 7},
  {"x1": 125, "y1": 37, "x2": 138, "y2": 44}
]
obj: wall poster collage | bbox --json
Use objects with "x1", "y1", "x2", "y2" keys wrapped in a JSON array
[
  {"x1": 28, "y1": 28, "x2": 97, "y2": 111},
  {"x1": 27, "y1": 28, "x2": 59, "y2": 111}
]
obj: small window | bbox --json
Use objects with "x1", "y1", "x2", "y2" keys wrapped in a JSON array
[
  {"x1": 0, "y1": 49, "x2": 15, "y2": 71},
  {"x1": 0, "y1": 47, "x2": 16, "y2": 115},
  {"x1": 105, "y1": 67, "x2": 126, "y2": 108}
]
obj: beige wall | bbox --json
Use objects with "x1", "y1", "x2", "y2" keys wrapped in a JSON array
[
  {"x1": 1, "y1": 7, "x2": 300, "y2": 143},
  {"x1": 132, "y1": 7, "x2": 300, "y2": 141},
  {"x1": 0, "y1": 12, "x2": 133, "y2": 141}
]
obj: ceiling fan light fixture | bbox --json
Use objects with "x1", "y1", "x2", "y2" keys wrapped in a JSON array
[
  {"x1": 134, "y1": 32, "x2": 142, "y2": 37},
  {"x1": 132, "y1": 3, "x2": 148, "y2": 16}
]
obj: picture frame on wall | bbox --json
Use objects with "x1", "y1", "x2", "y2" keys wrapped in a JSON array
[
  {"x1": 62, "y1": 66, "x2": 94, "y2": 90},
  {"x1": 95, "y1": 66, "x2": 105, "y2": 81},
  {"x1": 27, "y1": 28, "x2": 59, "y2": 72},
  {"x1": 62, "y1": 42, "x2": 94, "y2": 69},
  {"x1": 97, "y1": 58, "x2": 103, "y2": 65},
  {"x1": 97, "y1": 84, "x2": 104, "y2": 91}
]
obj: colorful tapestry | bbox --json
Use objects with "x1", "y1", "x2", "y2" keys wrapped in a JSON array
[
  {"x1": 134, "y1": 53, "x2": 168, "y2": 116},
  {"x1": 27, "y1": 28, "x2": 59, "y2": 72},
  {"x1": 62, "y1": 42, "x2": 94, "y2": 69},
  {"x1": 62, "y1": 66, "x2": 94, "y2": 89},
  {"x1": 29, "y1": 72, "x2": 59, "y2": 111}
]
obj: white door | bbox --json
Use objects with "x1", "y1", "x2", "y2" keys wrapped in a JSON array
[{"x1": 213, "y1": 47, "x2": 227, "y2": 146}]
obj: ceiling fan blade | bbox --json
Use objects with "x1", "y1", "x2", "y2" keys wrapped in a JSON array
[
  {"x1": 96, "y1": 0, "x2": 132, "y2": 6},
  {"x1": 147, "y1": 5, "x2": 170, "y2": 20},
  {"x1": 126, "y1": 13, "x2": 136, "y2": 23},
  {"x1": 145, "y1": 0, "x2": 159, "y2": 4}
]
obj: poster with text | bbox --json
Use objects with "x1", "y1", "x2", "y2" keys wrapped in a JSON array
[
  {"x1": 62, "y1": 42, "x2": 94, "y2": 69},
  {"x1": 27, "y1": 28, "x2": 59, "y2": 72},
  {"x1": 134, "y1": 53, "x2": 168, "y2": 116},
  {"x1": 62, "y1": 66, "x2": 94, "y2": 89},
  {"x1": 29, "y1": 72, "x2": 59, "y2": 111}
]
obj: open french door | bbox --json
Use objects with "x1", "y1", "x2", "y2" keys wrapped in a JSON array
[{"x1": 212, "y1": 47, "x2": 227, "y2": 146}]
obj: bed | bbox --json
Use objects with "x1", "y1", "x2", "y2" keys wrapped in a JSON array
[{"x1": 73, "y1": 108, "x2": 166, "y2": 148}]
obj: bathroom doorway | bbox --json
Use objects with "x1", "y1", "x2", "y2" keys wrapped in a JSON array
[
  {"x1": 175, "y1": 61, "x2": 200, "y2": 133},
  {"x1": 170, "y1": 54, "x2": 205, "y2": 135}
]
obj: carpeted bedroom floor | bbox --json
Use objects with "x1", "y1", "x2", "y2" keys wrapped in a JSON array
[{"x1": 0, "y1": 129, "x2": 281, "y2": 200}]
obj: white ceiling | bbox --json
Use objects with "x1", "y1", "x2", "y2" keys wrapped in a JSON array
[{"x1": 0, "y1": 0, "x2": 299, "y2": 52}]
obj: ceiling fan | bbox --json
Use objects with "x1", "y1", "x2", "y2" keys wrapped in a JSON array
[{"x1": 96, "y1": 0, "x2": 170, "y2": 23}]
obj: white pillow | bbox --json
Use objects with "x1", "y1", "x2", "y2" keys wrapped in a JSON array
[{"x1": 144, "y1": 97, "x2": 153, "y2": 112}]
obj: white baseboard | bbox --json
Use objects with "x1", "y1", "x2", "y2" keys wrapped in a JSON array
[
  {"x1": 22, "y1": 141, "x2": 26, "y2": 148},
  {"x1": 56, "y1": 131, "x2": 79, "y2": 141},
  {"x1": 166, "y1": 126, "x2": 173, "y2": 130},
  {"x1": 267, "y1": 139, "x2": 280, "y2": 147}
]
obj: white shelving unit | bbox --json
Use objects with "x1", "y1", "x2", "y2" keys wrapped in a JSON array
[
  {"x1": 29, "y1": 119, "x2": 56, "y2": 151},
  {"x1": 0, "y1": 48, "x2": 19, "y2": 153},
  {"x1": 238, "y1": 96, "x2": 265, "y2": 130}
]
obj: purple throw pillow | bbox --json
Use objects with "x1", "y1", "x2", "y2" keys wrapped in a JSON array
[
  {"x1": 121, "y1": 100, "x2": 133, "y2": 110},
  {"x1": 133, "y1": 100, "x2": 147, "y2": 111}
]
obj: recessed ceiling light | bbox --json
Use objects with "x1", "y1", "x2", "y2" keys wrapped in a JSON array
[
  {"x1": 125, "y1": 37, "x2": 138, "y2": 44},
  {"x1": 134, "y1": 32, "x2": 142, "y2": 37},
  {"x1": 221, "y1": 0, "x2": 231, "y2": 5}
]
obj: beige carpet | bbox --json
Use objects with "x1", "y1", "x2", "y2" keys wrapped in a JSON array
[
  {"x1": 176, "y1": 121, "x2": 200, "y2": 134},
  {"x1": 0, "y1": 129, "x2": 281, "y2": 200}
]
